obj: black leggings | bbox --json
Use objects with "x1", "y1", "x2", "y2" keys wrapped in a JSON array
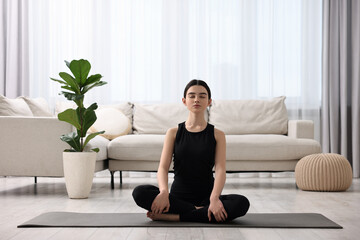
[{"x1": 132, "y1": 184, "x2": 250, "y2": 223}]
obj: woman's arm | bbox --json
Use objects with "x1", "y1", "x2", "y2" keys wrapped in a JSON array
[
  {"x1": 151, "y1": 127, "x2": 177, "y2": 214},
  {"x1": 208, "y1": 128, "x2": 228, "y2": 221}
]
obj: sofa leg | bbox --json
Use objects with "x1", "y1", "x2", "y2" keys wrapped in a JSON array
[
  {"x1": 120, "y1": 171, "x2": 123, "y2": 185},
  {"x1": 110, "y1": 171, "x2": 115, "y2": 189},
  {"x1": 34, "y1": 177, "x2": 37, "y2": 184}
]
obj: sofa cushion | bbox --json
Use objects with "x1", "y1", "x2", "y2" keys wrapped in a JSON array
[
  {"x1": 209, "y1": 96, "x2": 288, "y2": 135},
  {"x1": 108, "y1": 134, "x2": 321, "y2": 162},
  {"x1": 84, "y1": 135, "x2": 109, "y2": 161},
  {"x1": 56, "y1": 101, "x2": 134, "y2": 134},
  {"x1": 56, "y1": 102, "x2": 133, "y2": 121},
  {"x1": 19, "y1": 96, "x2": 53, "y2": 116},
  {"x1": 0, "y1": 95, "x2": 33, "y2": 116},
  {"x1": 133, "y1": 103, "x2": 208, "y2": 134},
  {"x1": 108, "y1": 134, "x2": 165, "y2": 161},
  {"x1": 89, "y1": 108, "x2": 131, "y2": 140},
  {"x1": 55, "y1": 101, "x2": 77, "y2": 116},
  {"x1": 97, "y1": 102, "x2": 133, "y2": 125},
  {"x1": 225, "y1": 135, "x2": 321, "y2": 161}
]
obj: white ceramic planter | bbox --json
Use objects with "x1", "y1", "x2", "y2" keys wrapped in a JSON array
[{"x1": 63, "y1": 152, "x2": 97, "y2": 199}]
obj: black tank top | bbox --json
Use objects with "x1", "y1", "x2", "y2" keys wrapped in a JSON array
[{"x1": 170, "y1": 122, "x2": 216, "y2": 205}]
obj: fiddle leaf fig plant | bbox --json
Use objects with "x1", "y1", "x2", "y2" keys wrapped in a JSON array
[{"x1": 51, "y1": 59, "x2": 107, "y2": 152}]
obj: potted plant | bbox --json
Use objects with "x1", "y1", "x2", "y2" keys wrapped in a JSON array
[{"x1": 51, "y1": 59, "x2": 107, "y2": 199}]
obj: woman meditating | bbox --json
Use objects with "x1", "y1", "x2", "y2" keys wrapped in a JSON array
[{"x1": 132, "y1": 80, "x2": 250, "y2": 222}]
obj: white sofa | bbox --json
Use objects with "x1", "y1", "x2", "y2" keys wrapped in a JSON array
[
  {"x1": 0, "y1": 116, "x2": 109, "y2": 179},
  {"x1": 0, "y1": 96, "x2": 109, "y2": 181},
  {"x1": 107, "y1": 97, "x2": 321, "y2": 188},
  {"x1": 0, "y1": 96, "x2": 321, "y2": 188}
]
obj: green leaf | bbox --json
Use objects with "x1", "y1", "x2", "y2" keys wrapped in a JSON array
[
  {"x1": 59, "y1": 72, "x2": 80, "y2": 93},
  {"x1": 83, "y1": 131, "x2": 105, "y2": 150},
  {"x1": 82, "y1": 81, "x2": 107, "y2": 94},
  {"x1": 75, "y1": 107, "x2": 86, "y2": 137},
  {"x1": 50, "y1": 77, "x2": 67, "y2": 85},
  {"x1": 61, "y1": 86, "x2": 76, "y2": 92},
  {"x1": 60, "y1": 92, "x2": 84, "y2": 107},
  {"x1": 65, "y1": 60, "x2": 70, "y2": 68},
  {"x1": 75, "y1": 104, "x2": 98, "y2": 137},
  {"x1": 91, "y1": 148, "x2": 100, "y2": 153},
  {"x1": 58, "y1": 108, "x2": 81, "y2": 129},
  {"x1": 69, "y1": 59, "x2": 91, "y2": 86},
  {"x1": 87, "y1": 103, "x2": 98, "y2": 111},
  {"x1": 64, "y1": 149, "x2": 77, "y2": 152},
  {"x1": 83, "y1": 74, "x2": 103, "y2": 87},
  {"x1": 60, "y1": 132, "x2": 81, "y2": 152},
  {"x1": 76, "y1": 106, "x2": 98, "y2": 137},
  {"x1": 60, "y1": 91, "x2": 84, "y2": 102}
]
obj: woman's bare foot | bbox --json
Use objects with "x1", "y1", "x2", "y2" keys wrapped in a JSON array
[{"x1": 147, "y1": 212, "x2": 180, "y2": 221}]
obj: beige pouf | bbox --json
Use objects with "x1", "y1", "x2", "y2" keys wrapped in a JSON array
[{"x1": 295, "y1": 153, "x2": 352, "y2": 191}]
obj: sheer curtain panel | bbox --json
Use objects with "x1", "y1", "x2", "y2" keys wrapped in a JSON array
[
  {"x1": 25, "y1": 0, "x2": 322, "y2": 139},
  {"x1": 0, "y1": 0, "x2": 29, "y2": 97}
]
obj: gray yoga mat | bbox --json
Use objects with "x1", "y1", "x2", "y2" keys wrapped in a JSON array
[{"x1": 18, "y1": 212, "x2": 342, "y2": 228}]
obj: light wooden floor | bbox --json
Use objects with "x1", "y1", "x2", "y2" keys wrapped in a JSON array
[{"x1": 0, "y1": 173, "x2": 359, "y2": 240}]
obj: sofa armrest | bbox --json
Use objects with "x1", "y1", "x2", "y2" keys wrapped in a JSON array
[
  {"x1": 0, "y1": 116, "x2": 72, "y2": 177},
  {"x1": 287, "y1": 120, "x2": 314, "y2": 139}
]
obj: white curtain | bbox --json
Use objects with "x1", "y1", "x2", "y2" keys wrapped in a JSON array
[
  {"x1": 0, "y1": 0, "x2": 29, "y2": 98},
  {"x1": 27, "y1": 0, "x2": 322, "y2": 140}
]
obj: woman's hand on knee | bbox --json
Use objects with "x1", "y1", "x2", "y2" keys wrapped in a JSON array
[
  {"x1": 208, "y1": 198, "x2": 228, "y2": 222},
  {"x1": 151, "y1": 191, "x2": 170, "y2": 214}
]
